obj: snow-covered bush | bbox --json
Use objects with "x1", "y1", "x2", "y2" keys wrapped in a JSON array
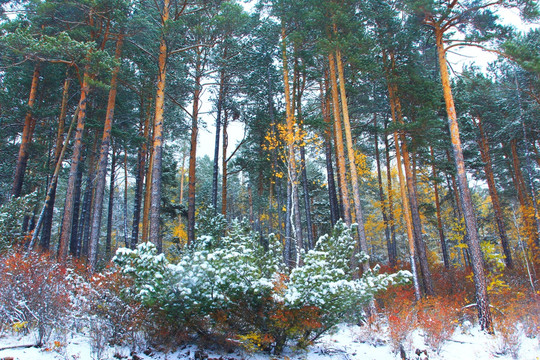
[
  {"x1": 170, "y1": 221, "x2": 282, "y2": 314},
  {"x1": 283, "y1": 221, "x2": 412, "y2": 333},
  {"x1": 113, "y1": 220, "x2": 411, "y2": 353},
  {"x1": 113, "y1": 242, "x2": 174, "y2": 307}
]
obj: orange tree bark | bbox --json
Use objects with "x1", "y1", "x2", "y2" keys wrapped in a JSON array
[
  {"x1": 320, "y1": 75, "x2": 339, "y2": 226},
  {"x1": 88, "y1": 35, "x2": 123, "y2": 272},
  {"x1": 384, "y1": 51, "x2": 433, "y2": 296},
  {"x1": 148, "y1": 0, "x2": 170, "y2": 252},
  {"x1": 473, "y1": 117, "x2": 514, "y2": 268},
  {"x1": 41, "y1": 74, "x2": 71, "y2": 249},
  {"x1": 383, "y1": 117, "x2": 398, "y2": 267},
  {"x1": 187, "y1": 49, "x2": 201, "y2": 246},
  {"x1": 383, "y1": 50, "x2": 421, "y2": 299},
  {"x1": 328, "y1": 52, "x2": 351, "y2": 225},
  {"x1": 335, "y1": 49, "x2": 370, "y2": 272},
  {"x1": 394, "y1": 130, "x2": 421, "y2": 301},
  {"x1": 28, "y1": 105, "x2": 78, "y2": 252},
  {"x1": 12, "y1": 64, "x2": 40, "y2": 198},
  {"x1": 435, "y1": 25, "x2": 493, "y2": 333},
  {"x1": 58, "y1": 66, "x2": 91, "y2": 263}
]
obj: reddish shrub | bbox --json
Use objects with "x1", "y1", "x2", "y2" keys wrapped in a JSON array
[
  {"x1": 0, "y1": 251, "x2": 72, "y2": 345},
  {"x1": 416, "y1": 296, "x2": 462, "y2": 353}
]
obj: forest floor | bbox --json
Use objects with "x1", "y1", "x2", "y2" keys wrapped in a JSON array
[{"x1": 1, "y1": 322, "x2": 539, "y2": 360}]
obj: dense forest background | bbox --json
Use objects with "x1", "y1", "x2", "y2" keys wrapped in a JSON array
[{"x1": 1, "y1": 0, "x2": 540, "y2": 350}]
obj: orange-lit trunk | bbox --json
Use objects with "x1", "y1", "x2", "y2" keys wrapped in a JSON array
[
  {"x1": 41, "y1": 74, "x2": 71, "y2": 249},
  {"x1": 187, "y1": 50, "x2": 201, "y2": 245},
  {"x1": 148, "y1": 0, "x2": 170, "y2": 252},
  {"x1": 398, "y1": 128, "x2": 433, "y2": 295},
  {"x1": 375, "y1": 115, "x2": 395, "y2": 267},
  {"x1": 88, "y1": 35, "x2": 123, "y2": 272},
  {"x1": 321, "y1": 75, "x2": 339, "y2": 226},
  {"x1": 435, "y1": 26, "x2": 493, "y2": 333},
  {"x1": 58, "y1": 66, "x2": 91, "y2": 263},
  {"x1": 328, "y1": 52, "x2": 351, "y2": 225},
  {"x1": 335, "y1": 50, "x2": 370, "y2": 271},
  {"x1": 384, "y1": 52, "x2": 431, "y2": 296},
  {"x1": 394, "y1": 131, "x2": 421, "y2": 301},
  {"x1": 12, "y1": 64, "x2": 40, "y2": 198},
  {"x1": 383, "y1": 117, "x2": 397, "y2": 267}
]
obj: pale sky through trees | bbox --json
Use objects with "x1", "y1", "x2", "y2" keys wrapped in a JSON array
[{"x1": 196, "y1": 5, "x2": 537, "y2": 162}]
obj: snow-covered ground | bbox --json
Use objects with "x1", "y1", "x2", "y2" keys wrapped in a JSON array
[{"x1": 1, "y1": 323, "x2": 538, "y2": 360}]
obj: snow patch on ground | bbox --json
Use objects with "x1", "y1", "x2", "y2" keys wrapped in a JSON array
[{"x1": 1, "y1": 323, "x2": 538, "y2": 359}]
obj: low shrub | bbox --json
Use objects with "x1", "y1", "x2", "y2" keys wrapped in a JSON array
[
  {"x1": 416, "y1": 296, "x2": 462, "y2": 353},
  {"x1": 87, "y1": 268, "x2": 150, "y2": 348},
  {"x1": 114, "y1": 220, "x2": 411, "y2": 354},
  {"x1": 0, "y1": 251, "x2": 72, "y2": 346}
]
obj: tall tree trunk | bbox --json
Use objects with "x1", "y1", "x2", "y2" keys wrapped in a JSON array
[
  {"x1": 88, "y1": 36, "x2": 123, "y2": 271},
  {"x1": 397, "y1": 110, "x2": 433, "y2": 295},
  {"x1": 383, "y1": 49, "x2": 420, "y2": 299},
  {"x1": 285, "y1": 181, "x2": 293, "y2": 265},
  {"x1": 80, "y1": 136, "x2": 99, "y2": 260},
  {"x1": 131, "y1": 97, "x2": 151, "y2": 248},
  {"x1": 335, "y1": 50, "x2": 370, "y2": 272},
  {"x1": 430, "y1": 146, "x2": 450, "y2": 269},
  {"x1": 375, "y1": 115, "x2": 395, "y2": 267},
  {"x1": 212, "y1": 61, "x2": 227, "y2": 211},
  {"x1": 328, "y1": 52, "x2": 351, "y2": 225},
  {"x1": 435, "y1": 27, "x2": 493, "y2": 333},
  {"x1": 123, "y1": 149, "x2": 129, "y2": 247},
  {"x1": 281, "y1": 24, "x2": 303, "y2": 266},
  {"x1": 384, "y1": 51, "x2": 433, "y2": 294},
  {"x1": 70, "y1": 152, "x2": 85, "y2": 257},
  {"x1": 40, "y1": 74, "x2": 70, "y2": 249},
  {"x1": 221, "y1": 109, "x2": 228, "y2": 216},
  {"x1": 187, "y1": 50, "x2": 202, "y2": 245},
  {"x1": 267, "y1": 68, "x2": 277, "y2": 232},
  {"x1": 320, "y1": 77, "x2": 339, "y2": 226},
  {"x1": 105, "y1": 149, "x2": 116, "y2": 261},
  {"x1": 148, "y1": 0, "x2": 170, "y2": 252},
  {"x1": 473, "y1": 117, "x2": 513, "y2": 268},
  {"x1": 28, "y1": 104, "x2": 77, "y2": 251},
  {"x1": 296, "y1": 66, "x2": 314, "y2": 249},
  {"x1": 383, "y1": 117, "x2": 398, "y2": 267},
  {"x1": 394, "y1": 130, "x2": 421, "y2": 301},
  {"x1": 142, "y1": 144, "x2": 153, "y2": 243},
  {"x1": 58, "y1": 66, "x2": 91, "y2": 263},
  {"x1": 12, "y1": 64, "x2": 40, "y2": 198}
]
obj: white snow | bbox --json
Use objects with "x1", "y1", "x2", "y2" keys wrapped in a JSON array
[{"x1": 1, "y1": 322, "x2": 538, "y2": 360}]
